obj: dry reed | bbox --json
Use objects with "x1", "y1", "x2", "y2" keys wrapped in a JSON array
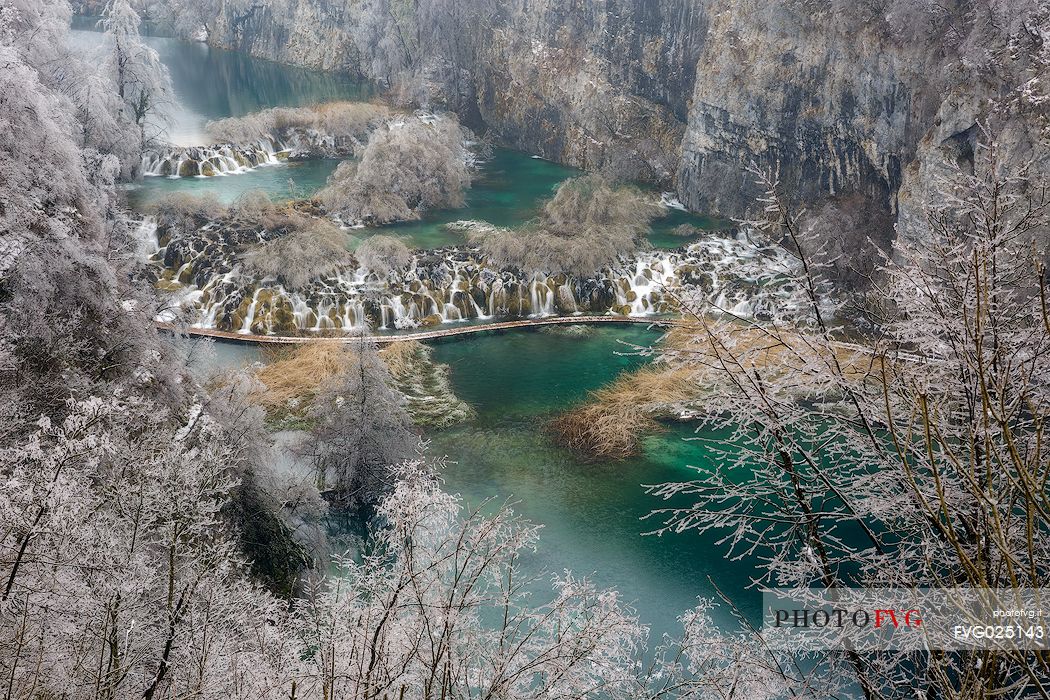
[
  {"x1": 551, "y1": 364, "x2": 697, "y2": 460},
  {"x1": 377, "y1": 341, "x2": 422, "y2": 380},
  {"x1": 552, "y1": 319, "x2": 887, "y2": 460},
  {"x1": 252, "y1": 342, "x2": 357, "y2": 414}
]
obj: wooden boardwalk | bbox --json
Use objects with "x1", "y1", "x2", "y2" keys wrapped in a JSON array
[
  {"x1": 157, "y1": 315, "x2": 682, "y2": 345},
  {"x1": 156, "y1": 317, "x2": 934, "y2": 368}
]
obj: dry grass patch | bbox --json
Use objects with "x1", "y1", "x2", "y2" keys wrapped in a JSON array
[
  {"x1": 249, "y1": 339, "x2": 474, "y2": 429},
  {"x1": 661, "y1": 320, "x2": 887, "y2": 382},
  {"x1": 205, "y1": 101, "x2": 392, "y2": 145},
  {"x1": 252, "y1": 342, "x2": 356, "y2": 417},
  {"x1": 552, "y1": 319, "x2": 890, "y2": 461},
  {"x1": 551, "y1": 364, "x2": 698, "y2": 460},
  {"x1": 377, "y1": 340, "x2": 421, "y2": 379}
]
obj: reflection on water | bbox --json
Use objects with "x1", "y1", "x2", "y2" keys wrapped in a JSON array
[{"x1": 69, "y1": 21, "x2": 370, "y2": 146}]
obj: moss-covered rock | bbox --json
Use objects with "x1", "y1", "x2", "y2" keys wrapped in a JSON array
[{"x1": 420, "y1": 313, "x2": 443, "y2": 327}]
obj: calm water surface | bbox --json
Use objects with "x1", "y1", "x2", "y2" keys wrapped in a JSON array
[
  {"x1": 124, "y1": 158, "x2": 343, "y2": 209},
  {"x1": 129, "y1": 145, "x2": 725, "y2": 250},
  {"x1": 70, "y1": 20, "x2": 370, "y2": 145},
  {"x1": 429, "y1": 327, "x2": 763, "y2": 640},
  {"x1": 73, "y1": 21, "x2": 723, "y2": 247}
]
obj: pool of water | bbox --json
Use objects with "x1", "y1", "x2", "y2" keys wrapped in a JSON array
[
  {"x1": 124, "y1": 158, "x2": 343, "y2": 209},
  {"x1": 76, "y1": 18, "x2": 726, "y2": 250},
  {"x1": 126, "y1": 146, "x2": 724, "y2": 250},
  {"x1": 191, "y1": 326, "x2": 763, "y2": 641},
  {"x1": 428, "y1": 327, "x2": 763, "y2": 640},
  {"x1": 382, "y1": 155, "x2": 731, "y2": 250}
]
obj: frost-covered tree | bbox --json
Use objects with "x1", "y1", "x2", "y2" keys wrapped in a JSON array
[
  {"x1": 319, "y1": 115, "x2": 471, "y2": 225},
  {"x1": 295, "y1": 464, "x2": 646, "y2": 699},
  {"x1": 472, "y1": 174, "x2": 658, "y2": 276},
  {"x1": 2, "y1": 0, "x2": 160, "y2": 176},
  {"x1": 299, "y1": 342, "x2": 418, "y2": 508},
  {"x1": 0, "y1": 18, "x2": 309, "y2": 694},
  {"x1": 146, "y1": 0, "x2": 224, "y2": 41},
  {"x1": 102, "y1": 0, "x2": 171, "y2": 156},
  {"x1": 0, "y1": 43, "x2": 183, "y2": 421},
  {"x1": 649, "y1": 140, "x2": 1050, "y2": 697},
  {"x1": 354, "y1": 234, "x2": 412, "y2": 277},
  {"x1": 348, "y1": 0, "x2": 501, "y2": 108},
  {"x1": 0, "y1": 394, "x2": 305, "y2": 699}
]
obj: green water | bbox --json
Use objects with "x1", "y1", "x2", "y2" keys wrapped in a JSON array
[
  {"x1": 79, "y1": 18, "x2": 724, "y2": 249},
  {"x1": 125, "y1": 159, "x2": 342, "y2": 208},
  {"x1": 374, "y1": 153, "x2": 579, "y2": 249},
  {"x1": 378, "y1": 156, "x2": 729, "y2": 250},
  {"x1": 127, "y1": 146, "x2": 723, "y2": 250},
  {"x1": 648, "y1": 206, "x2": 732, "y2": 249},
  {"x1": 428, "y1": 327, "x2": 763, "y2": 640}
]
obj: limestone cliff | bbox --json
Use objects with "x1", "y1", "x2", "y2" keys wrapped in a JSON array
[{"x1": 181, "y1": 0, "x2": 1050, "y2": 264}]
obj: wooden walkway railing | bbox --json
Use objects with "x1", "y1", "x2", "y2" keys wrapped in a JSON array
[{"x1": 156, "y1": 316, "x2": 682, "y2": 345}]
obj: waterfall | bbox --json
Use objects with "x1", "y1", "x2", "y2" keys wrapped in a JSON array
[
  {"x1": 623, "y1": 255, "x2": 678, "y2": 315},
  {"x1": 141, "y1": 140, "x2": 285, "y2": 178},
  {"x1": 528, "y1": 278, "x2": 555, "y2": 317},
  {"x1": 152, "y1": 230, "x2": 803, "y2": 334},
  {"x1": 239, "y1": 288, "x2": 262, "y2": 333},
  {"x1": 659, "y1": 192, "x2": 688, "y2": 211},
  {"x1": 132, "y1": 217, "x2": 160, "y2": 260}
]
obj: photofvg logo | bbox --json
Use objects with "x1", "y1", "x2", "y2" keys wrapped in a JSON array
[
  {"x1": 773, "y1": 607, "x2": 923, "y2": 630},
  {"x1": 762, "y1": 588, "x2": 1050, "y2": 652}
]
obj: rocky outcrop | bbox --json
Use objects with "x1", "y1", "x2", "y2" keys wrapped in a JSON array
[
  {"x1": 207, "y1": 0, "x2": 363, "y2": 74},
  {"x1": 676, "y1": 3, "x2": 932, "y2": 217},
  {"x1": 471, "y1": 0, "x2": 708, "y2": 184}
]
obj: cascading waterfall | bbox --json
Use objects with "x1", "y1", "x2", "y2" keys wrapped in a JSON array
[
  {"x1": 140, "y1": 125, "x2": 362, "y2": 179},
  {"x1": 133, "y1": 217, "x2": 161, "y2": 258},
  {"x1": 146, "y1": 216, "x2": 802, "y2": 335},
  {"x1": 528, "y1": 279, "x2": 554, "y2": 317},
  {"x1": 140, "y1": 139, "x2": 287, "y2": 178},
  {"x1": 239, "y1": 288, "x2": 262, "y2": 333}
]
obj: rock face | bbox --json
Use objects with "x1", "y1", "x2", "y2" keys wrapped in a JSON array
[
  {"x1": 192, "y1": 0, "x2": 1049, "y2": 261},
  {"x1": 206, "y1": 0, "x2": 364, "y2": 74},
  {"x1": 471, "y1": 0, "x2": 708, "y2": 185},
  {"x1": 677, "y1": 2, "x2": 929, "y2": 217}
]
